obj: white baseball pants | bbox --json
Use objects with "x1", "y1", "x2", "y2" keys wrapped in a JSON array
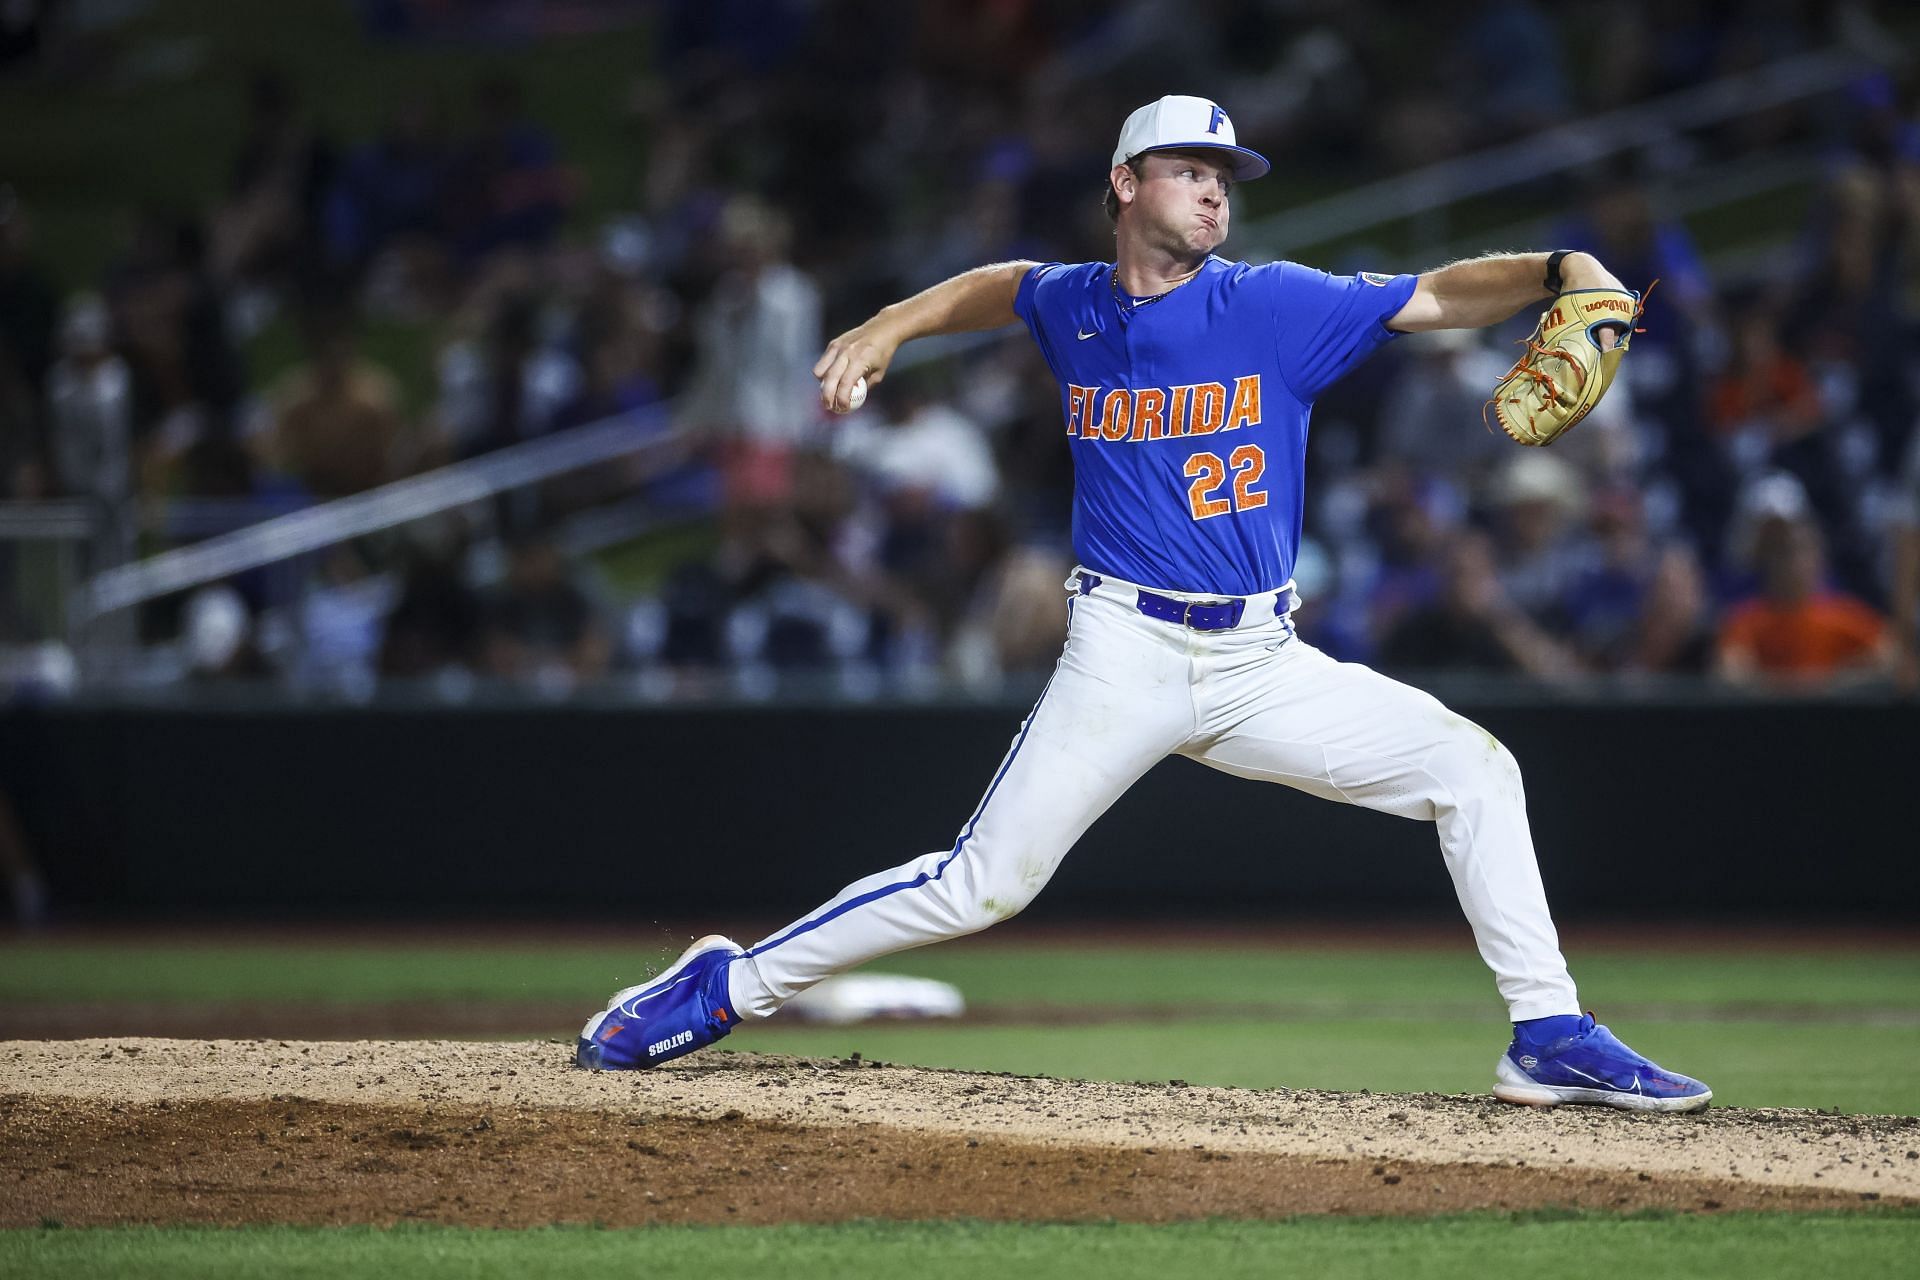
[{"x1": 727, "y1": 572, "x2": 1580, "y2": 1022}]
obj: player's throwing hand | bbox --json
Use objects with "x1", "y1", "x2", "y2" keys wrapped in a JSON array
[{"x1": 814, "y1": 321, "x2": 899, "y2": 414}]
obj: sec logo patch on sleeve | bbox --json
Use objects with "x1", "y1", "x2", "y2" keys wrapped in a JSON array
[{"x1": 1360, "y1": 272, "x2": 1393, "y2": 286}]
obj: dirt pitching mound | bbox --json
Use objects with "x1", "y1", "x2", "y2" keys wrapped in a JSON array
[{"x1": 3, "y1": 1039, "x2": 1914, "y2": 1226}]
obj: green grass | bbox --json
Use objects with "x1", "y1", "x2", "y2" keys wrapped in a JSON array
[
  {"x1": 5, "y1": 938, "x2": 1916, "y2": 1013},
  {"x1": 814, "y1": 943, "x2": 1920, "y2": 1014},
  {"x1": 0, "y1": 940, "x2": 644, "y2": 1004},
  {"x1": 5, "y1": 937, "x2": 1915, "y2": 1113},
  {"x1": 3, "y1": 1215, "x2": 1917, "y2": 1280}
]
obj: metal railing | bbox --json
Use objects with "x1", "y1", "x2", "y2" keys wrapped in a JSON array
[
  {"x1": 71, "y1": 414, "x2": 681, "y2": 622},
  {"x1": 63, "y1": 326, "x2": 1013, "y2": 631},
  {"x1": 0, "y1": 501, "x2": 96, "y2": 542},
  {"x1": 1, "y1": 500, "x2": 124, "y2": 647}
]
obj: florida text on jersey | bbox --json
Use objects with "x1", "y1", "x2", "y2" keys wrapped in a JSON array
[{"x1": 1014, "y1": 256, "x2": 1417, "y2": 597}]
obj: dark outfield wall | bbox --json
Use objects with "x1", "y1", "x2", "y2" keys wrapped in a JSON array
[{"x1": 1, "y1": 696, "x2": 1913, "y2": 920}]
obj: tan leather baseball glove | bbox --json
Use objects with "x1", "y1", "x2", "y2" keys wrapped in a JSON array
[{"x1": 1486, "y1": 287, "x2": 1642, "y2": 446}]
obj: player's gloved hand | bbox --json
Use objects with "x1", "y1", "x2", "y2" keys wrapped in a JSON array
[
  {"x1": 1485, "y1": 280, "x2": 1643, "y2": 447},
  {"x1": 1558, "y1": 252, "x2": 1629, "y2": 352},
  {"x1": 814, "y1": 319, "x2": 903, "y2": 415}
]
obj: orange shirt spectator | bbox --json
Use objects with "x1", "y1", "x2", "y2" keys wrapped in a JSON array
[
  {"x1": 1716, "y1": 593, "x2": 1886, "y2": 675},
  {"x1": 261, "y1": 321, "x2": 407, "y2": 498},
  {"x1": 1707, "y1": 358, "x2": 1820, "y2": 434},
  {"x1": 1707, "y1": 312, "x2": 1822, "y2": 442},
  {"x1": 1715, "y1": 515, "x2": 1893, "y2": 689}
]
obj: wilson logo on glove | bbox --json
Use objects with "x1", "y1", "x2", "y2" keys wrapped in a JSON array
[{"x1": 1484, "y1": 284, "x2": 1650, "y2": 448}]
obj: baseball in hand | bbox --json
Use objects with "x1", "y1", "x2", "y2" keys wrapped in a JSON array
[{"x1": 846, "y1": 376, "x2": 868, "y2": 411}]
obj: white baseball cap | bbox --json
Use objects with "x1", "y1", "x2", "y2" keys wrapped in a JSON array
[{"x1": 1112, "y1": 95, "x2": 1271, "y2": 181}]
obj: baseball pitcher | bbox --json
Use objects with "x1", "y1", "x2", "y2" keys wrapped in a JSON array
[{"x1": 579, "y1": 96, "x2": 1706, "y2": 1112}]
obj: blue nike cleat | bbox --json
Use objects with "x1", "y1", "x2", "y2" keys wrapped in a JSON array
[
  {"x1": 576, "y1": 934, "x2": 742, "y2": 1070},
  {"x1": 1493, "y1": 1013, "x2": 1711, "y2": 1113}
]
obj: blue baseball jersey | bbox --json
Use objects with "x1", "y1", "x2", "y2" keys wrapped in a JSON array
[{"x1": 1013, "y1": 256, "x2": 1418, "y2": 596}]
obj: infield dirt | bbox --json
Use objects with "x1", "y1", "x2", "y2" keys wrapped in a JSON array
[{"x1": 3, "y1": 1040, "x2": 1915, "y2": 1226}]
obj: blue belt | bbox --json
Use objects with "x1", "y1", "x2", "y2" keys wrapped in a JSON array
[{"x1": 1076, "y1": 571, "x2": 1260, "y2": 631}]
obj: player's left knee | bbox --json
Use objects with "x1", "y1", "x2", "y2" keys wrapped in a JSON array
[
  {"x1": 957, "y1": 879, "x2": 1041, "y2": 932},
  {"x1": 1433, "y1": 722, "x2": 1525, "y2": 795}
]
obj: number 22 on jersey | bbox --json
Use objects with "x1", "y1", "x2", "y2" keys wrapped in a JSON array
[{"x1": 1184, "y1": 444, "x2": 1267, "y2": 520}]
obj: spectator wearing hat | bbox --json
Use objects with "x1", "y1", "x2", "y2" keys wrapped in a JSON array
[
  {"x1": 1716, "y1": 516, "x2": 1893, "y2": 690},
  {"x1": 45, "y1": 296, "x2": 132, "y2": 502},
  {"x1": 1486, "y1": 452, "x2": 1591, "y2": 629},
  {"x1": 45, "y1": 294, "x2": 136, "y2": 581},
  {"x1": 679, "y1": 197, "x2": 824, "y2": 505}
]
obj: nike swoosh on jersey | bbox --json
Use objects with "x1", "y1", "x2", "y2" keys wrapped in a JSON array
[{"x1": 1077, "y1": 329, "x2": 1098, "y2": 340}]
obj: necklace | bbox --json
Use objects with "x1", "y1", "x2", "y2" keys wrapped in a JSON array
[{"x1": 1110, "y1": 263, "x2": 1202, "y2": 310}]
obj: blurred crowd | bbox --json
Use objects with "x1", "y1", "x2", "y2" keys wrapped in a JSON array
[{"x1": 1, "y1": 0, "x2": 1918, "y2": 701}]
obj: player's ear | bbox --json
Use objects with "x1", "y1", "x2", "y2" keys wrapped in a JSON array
[{"x1": 1110, "y1": 163, "x2": 1135, "y2": 210}]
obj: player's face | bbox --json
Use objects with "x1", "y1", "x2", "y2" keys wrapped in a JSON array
[{"x1": 1129, "y1": 151, "x2": 1232, "y2": 255}]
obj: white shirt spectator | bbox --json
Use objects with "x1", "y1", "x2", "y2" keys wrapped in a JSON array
[
  {"x1": 835, "y1": 403, "x2": 999, "y2": 510},
  {"x1": 681, "y1": 262, "x2": 823, "y2": 448},
  {"x1": 45, "y1": 295, "x2": 132, "y2": 502}
]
